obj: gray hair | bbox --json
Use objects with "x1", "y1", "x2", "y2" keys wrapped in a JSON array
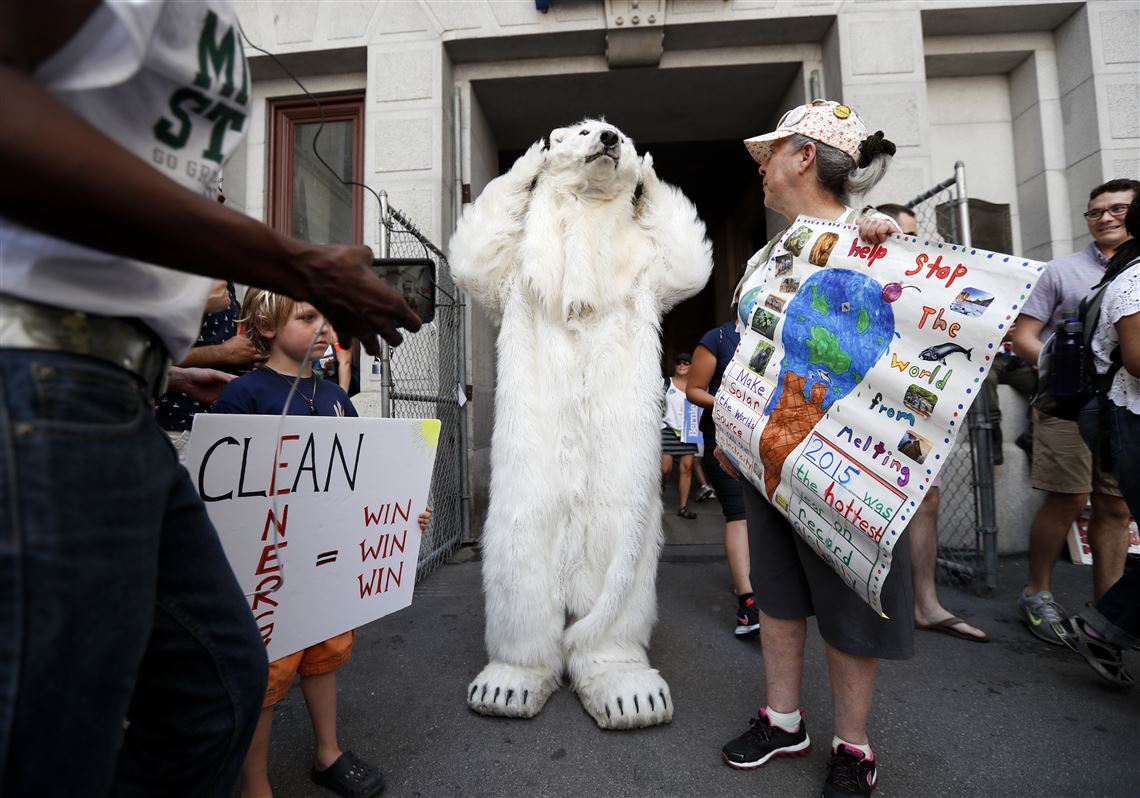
[{"x1": 787, "y1": 133, "x2": 892, "y2": 204}]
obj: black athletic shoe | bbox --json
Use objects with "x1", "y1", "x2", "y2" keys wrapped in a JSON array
[
  {"x1": 721, "y1": 709, "x2": 810, "y2": 769},
  {"x1": 735, "y1": 596, "x2": 760, "y2": 637},
  {"x1": 821, "y1": 744, "x2": 878, "y2": 797}
]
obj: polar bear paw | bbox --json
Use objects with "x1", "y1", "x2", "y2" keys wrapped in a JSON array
[
  {"x1": 574, "y1": 667, "x2": 673, "y2": 730},
  {"x1": 467, "y1": 661, "x2": 559, "y2": 719}
]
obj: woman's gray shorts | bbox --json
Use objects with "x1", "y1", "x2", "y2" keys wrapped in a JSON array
[{"x1": 743, "y1": 483, "x2": 914, "y2": 660}]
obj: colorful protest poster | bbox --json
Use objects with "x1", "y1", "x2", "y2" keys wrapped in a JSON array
[
  {"x1": 714, "y1": 215, "x2": 1045, "y2": 615},
  {"x1": 185, "y1": 415, "x2": 440, "y2": 661}
]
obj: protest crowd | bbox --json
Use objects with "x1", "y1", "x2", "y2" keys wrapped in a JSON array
[{"x1": 1, "y1": 1, "x2": 1137, "y2": 797}]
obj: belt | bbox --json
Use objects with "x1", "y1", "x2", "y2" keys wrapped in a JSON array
[{"x1": 0, "y1": 295, "x2": 171, "y2": 399}]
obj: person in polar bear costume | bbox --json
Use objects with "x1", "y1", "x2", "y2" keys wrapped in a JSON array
[{"x1": 448, "y1": 119, "x2": 712, "y2": 729}]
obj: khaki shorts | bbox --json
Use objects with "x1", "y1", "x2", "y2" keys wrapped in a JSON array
[
  {"x1": 1031, "y1": 409, "x2": 1121, "y2": 496},
  {"x1": 263, "y1": 630, "x2": 354, "y2": 706}
]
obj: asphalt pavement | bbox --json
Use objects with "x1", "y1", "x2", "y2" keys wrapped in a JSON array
[{"x1": 263, "y1": 482, "x2": 1137, "y2": 797}]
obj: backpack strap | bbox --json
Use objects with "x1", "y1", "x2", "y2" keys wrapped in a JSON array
[{"x1": 1078, "y1": 275, "x2": 1124, "y2": 396}]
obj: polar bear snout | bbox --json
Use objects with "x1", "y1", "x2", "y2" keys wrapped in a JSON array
[
  {"x1": 583, "y1": 125, "x2": 629, "y2": 165},
  {"x1": 584, "y1": 127, "x2": 622, "y2": 165}
]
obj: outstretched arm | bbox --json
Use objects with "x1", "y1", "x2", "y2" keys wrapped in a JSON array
[
  {"x1": 636, "y1": 154, "x2": 713, "y2": 311},
  {"x1": 0, "y1": 3, "x2": 419, "y2": 353},
  {"x1": 166, "y1": 367, "x2": 235, "y2": 406},
  {"x1": 448, "y1": 141, "x2": 547, "y2": 319}
]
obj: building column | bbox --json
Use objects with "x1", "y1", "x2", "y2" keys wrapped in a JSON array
[{"x1": 823, "y1": 8, "x2": 933, "y2": 208}]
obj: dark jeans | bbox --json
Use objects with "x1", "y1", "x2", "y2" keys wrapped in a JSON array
[
  {"x1": 1077, "y1": 398, "x2": 1139, "y2": 646},
  {"x1": 0, "y1": 350, "x2": 267, "y2": 796}
]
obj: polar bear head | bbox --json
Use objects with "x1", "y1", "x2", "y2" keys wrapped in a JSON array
[{"x1": 540, "y1": 118, "x2": 640, "y2": 202}]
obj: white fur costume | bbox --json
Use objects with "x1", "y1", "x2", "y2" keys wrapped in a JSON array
[{"x1": 449, "y1": 120, "x2": 711, "y2": 729}]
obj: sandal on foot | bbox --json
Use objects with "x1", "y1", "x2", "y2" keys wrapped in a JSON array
[
  {"x1": 1057, "y1": 617, "x2": 1134, "y2": 688},
  {"x1": 312, "y1": 750, "x2": 386, "y2": 797},
  {"x1": 915, "y1": 615, "x2": 989, "y2": 643},
  {"x1": 677, "y1": 506, "x2": 697, "y2": 519}
]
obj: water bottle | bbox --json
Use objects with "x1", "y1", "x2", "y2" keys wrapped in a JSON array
[{"x1": 1050, "y1": 318, "x2": 1083, "y2": 397}]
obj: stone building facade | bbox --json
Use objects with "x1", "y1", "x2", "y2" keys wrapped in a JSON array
[{"x1": 226, "y1": 0, "x2": 1139, "y2": 545}]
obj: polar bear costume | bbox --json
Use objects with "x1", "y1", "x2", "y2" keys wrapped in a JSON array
[{"x1": 449, "y1": 119, "x2": 711, "y2": 729}]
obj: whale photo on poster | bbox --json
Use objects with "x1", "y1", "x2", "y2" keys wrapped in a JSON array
[
  {"x1": 714, "y1": 215, "x2": 1045, "y2": 615},
  {"x1": 185, "y1": 415, "x2": 440, "y2": 661}
]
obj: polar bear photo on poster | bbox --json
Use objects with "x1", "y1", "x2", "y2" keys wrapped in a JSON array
[{"x1": 449, "y1": 118, "x2": 712, "y2": 730}]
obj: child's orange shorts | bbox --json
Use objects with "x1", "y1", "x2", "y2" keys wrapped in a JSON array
[{"x1": 263, "y1": 630, "x2": 354, "y2": 707}]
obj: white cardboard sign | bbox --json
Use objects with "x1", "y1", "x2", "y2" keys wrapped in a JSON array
[
  {"x1": 717, "y1": 216, "x2": 1045, "y2": 615},
  {"x1": 185, "y1": 415, "x2": 440, "y2": 660}
]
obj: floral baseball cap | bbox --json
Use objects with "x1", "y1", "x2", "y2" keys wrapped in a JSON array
[{"x1": 744, "y1": 99, "x2": 869, "y2": 166}]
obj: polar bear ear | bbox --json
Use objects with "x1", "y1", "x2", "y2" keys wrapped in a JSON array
[{"x1": 548, "y1": 126, "x2": 571, "y2": 149}]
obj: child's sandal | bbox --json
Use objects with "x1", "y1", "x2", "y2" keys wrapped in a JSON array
[{"x1": 311, "y1": 750, "x2": 386, "y2": 798}]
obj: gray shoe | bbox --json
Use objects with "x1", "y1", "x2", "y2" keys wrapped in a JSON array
[{"x1": 1018, "y1": 589, "x2": 1069, "y2": 645}]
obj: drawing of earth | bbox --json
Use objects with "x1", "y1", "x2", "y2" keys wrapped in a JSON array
[{"x1": 758, "y1": 269, "x2": 895, "y2": 497}]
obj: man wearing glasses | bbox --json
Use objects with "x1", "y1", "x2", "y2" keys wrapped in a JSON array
[{"x1": 1011, "y1": 178, "x2": 1139, "y2": 646}]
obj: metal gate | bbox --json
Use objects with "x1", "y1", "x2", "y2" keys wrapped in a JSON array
[
  {"x1": 376, "y1": 196, "x2": 469, "y2": 580},
  {"x1": 905, "y1": 163, "x2": 999, "y2": 593}
]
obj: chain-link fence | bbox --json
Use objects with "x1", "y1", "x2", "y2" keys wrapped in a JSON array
[
  {"x1": 906, "y1": 165, "x2": 999, "y2": 594},
  {"x1": 378, "y1": 201, "x2": 469, "y2": 581}
]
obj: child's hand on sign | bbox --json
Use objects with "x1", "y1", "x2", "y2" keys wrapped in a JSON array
[{"x1": 418, "y1": 506, "x2": 433, "y2": 533}]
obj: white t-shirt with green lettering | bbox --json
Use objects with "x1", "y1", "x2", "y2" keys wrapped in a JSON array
[{"x1": 0, "y1": 0, "x2": 252, "y2": 360}]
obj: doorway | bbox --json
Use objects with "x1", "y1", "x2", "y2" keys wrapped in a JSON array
[{"x1": 467, "y1": 60, "x2": 804, "y2": 362}]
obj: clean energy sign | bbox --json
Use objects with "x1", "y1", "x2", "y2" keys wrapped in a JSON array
[{"x1": 186, "y1": 415, "x2": 440, "y2": 660}]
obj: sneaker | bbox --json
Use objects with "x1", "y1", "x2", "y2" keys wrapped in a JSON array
[
  {"x1": 1018, "y1": 589, "x2": 1069, "y2": 646},
  {"x1": 721, "y1": 709, "x2": 810, "y2": 769},
  {"x1": 695, "y1": 483, "x2": 716, "y2": 503},
  {"x1": 822, "y1": 744, "x2": 878, "y2": 797},
  {"x1": 678, "y1": 506, "x2": 697, "y2": 519},
  {"x1": 735, "y1": 596, "x2": 760, "y2": 637}
]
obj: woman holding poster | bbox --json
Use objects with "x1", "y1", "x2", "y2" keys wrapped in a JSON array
[{"x1": 716, "y1": 100, "x2": 905, "y2": 798}]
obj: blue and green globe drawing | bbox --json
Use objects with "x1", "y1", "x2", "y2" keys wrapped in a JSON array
[{"x1": 765, "y1": 269, "x2": 895, "y2": 415}]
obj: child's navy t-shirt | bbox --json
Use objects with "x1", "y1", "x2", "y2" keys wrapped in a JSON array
[{"x1": 212, "y1": 367, "x2": 358, "y2": 417}]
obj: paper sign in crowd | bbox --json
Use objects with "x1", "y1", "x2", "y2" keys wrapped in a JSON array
[
  {"x1": 680, "y1": 400, "x2": 703, "y2": 444},
  {"x1": 185, "y1": 416, "x2": 440, "y2": 661},
  {"x1": 715, "y1": 215, "x2": 1045, "y2": 615}
]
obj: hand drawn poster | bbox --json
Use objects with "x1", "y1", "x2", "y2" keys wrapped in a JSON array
[
  {"x1": 714, "y1": 215, "x2": 1045, "y2": 615},
  {"x1": 185, "y1": 415, "x2": 440, "y2": 660}
]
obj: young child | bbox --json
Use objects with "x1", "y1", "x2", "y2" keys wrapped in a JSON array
[{"x1": 214, "y1": 288, "x2": 429, "y2": 798}]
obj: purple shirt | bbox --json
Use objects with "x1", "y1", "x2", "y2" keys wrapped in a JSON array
[{"x1": 1019, "y1": 242, "x2": 1109, "y2": 341}]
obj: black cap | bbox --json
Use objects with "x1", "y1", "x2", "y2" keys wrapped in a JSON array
[{"x1": 675, "y1": 352, "x2": 692, "y2": 363}]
